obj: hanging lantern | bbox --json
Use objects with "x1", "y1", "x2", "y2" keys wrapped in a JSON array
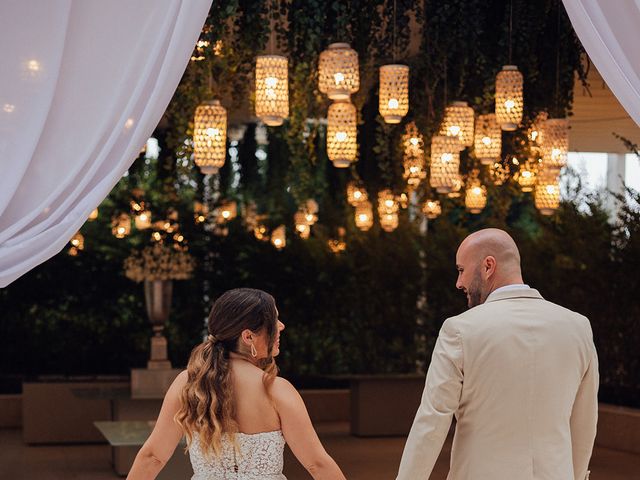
[
  {"x1": 216, "y1": 201, "x2": 237, "y2": 224},
  {"x1": 327, "y1": 100, "x2": 357, "y2": 168},
  {"x1": 68, "y1": 232, "x2": 84, "y2": 256},
  {"x1": 378, "y1": 189, "x2": 399, "y2": 214},
  {"x1": 318, "y1": 43, "x2": 359, "y2": 100},
  {"x1": 495, "y1": 65, "x2": 524, "y2": 131},
  {"x1": 447, "y1": 174, "x2": 464, "y2": 198},
  {"x1": 402, "y1": 122, "x2": 427, "y2": 188},
  {"x1": 303, "y1": 199, "x2": 319, "y2": 225},
  {"x1": 379, "y1": 64, "x2": 409, "y2": 124},
  {"x1": 271, "y1": 225, "x2": 286, "y2": 249},
  {"x1": 542, "y1": 118, "x2": 569, "y2": 171},
  {"x1": 535, "y1": 170, "x2": 561, "y2": 215},
  {"x1": 255, "y1": 55, "x2": 289, "y2": 126},
  {"x1": 194, "y1": 201, "x2": 209, "y2": 224},
  {"x1": 379, "y1": 212, "x2": 399, "y2": 232},
  {"x1": 193, "y1": 100, "x2": 227, "y2": 174},
  {"x1": 111, "y1": 213, "x2": 131, "y2": 239},
  {"x1": 88, "y1": 208, "x2": 98, "y2": 221},
  {"x1": 440, "y1": 101, "x2": 475, "y2": 148},
  {"x1": 354, "y1": 200, "x2": 374, "y2": 231},
  {"x1": 422, "y1": 200, "x2": 442, "y2": 219},
  {"x1": 135, "y1": 210, "x2": 152, "y2": 230},
  {"x1": 430, "y1": 136, "x2": 461, "y2": 194},
  {"x1": 254, "y1": 224, "x2": 269, "y2": 242},
  {"x1": 528, "y1": 111, "x2": 548, "y2": 154},
  {"x1": 465, "y1": 181, "x2": 487, "y2": 214},
  {"x1": 294, "y1": 211, "x2": 311, "y2": 239},
  {"x1": 346, "y1": 181, "x2": 368, "y2": 205},
  {"x1": 474, "y1": 113, "x2": 502, "y2": 164},
  {"x1": 516, "y1": 159, "x2": 538, "y2": 192}
]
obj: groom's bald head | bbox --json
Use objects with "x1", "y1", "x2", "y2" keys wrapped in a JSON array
[{"x1": 455, "y1": 229, "x2": 524, "y2": 308}]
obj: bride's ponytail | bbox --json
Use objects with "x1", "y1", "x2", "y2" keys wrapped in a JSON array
[{"x1": 174, "y1": 288, "x2": 279, "y2": 458}]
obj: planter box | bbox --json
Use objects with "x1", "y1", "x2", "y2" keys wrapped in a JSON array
[
  {"x1": 0, "y1": 394, "x2": 22, "y2": 427},
  {"x1": 301, "y1": 389, "x2": 350, "y2": 423},
  {"x1": 597, "y1": 403, "x2": 640, "y2": 454},
  {"x1": 350, "y1": 374, "x2": 424, "y2": 436}
]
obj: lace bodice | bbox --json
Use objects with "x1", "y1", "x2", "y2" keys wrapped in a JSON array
[{"x1": 189, "y1": 430, "x2": 287, "y2": 480}]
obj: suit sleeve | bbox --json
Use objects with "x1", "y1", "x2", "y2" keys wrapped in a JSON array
[
  {"x1": 570, "y1": 322, "x2": 599, "y2": 480},
  {"x1": 396, "y1": 318, "x2": 463, "y2": 480}
]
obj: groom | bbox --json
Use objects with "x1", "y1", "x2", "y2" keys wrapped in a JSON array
[{"x1": 397, "y1": 228, "x2": 598, "y2": 480}]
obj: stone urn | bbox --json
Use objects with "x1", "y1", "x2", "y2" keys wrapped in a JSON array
[{"x1": 144, "y1": 279, "x2": 173, "y2": 369}]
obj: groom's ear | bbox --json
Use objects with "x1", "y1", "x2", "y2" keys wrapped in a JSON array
[{"x1": 483, "y1": 256, "x2": 497, "y2": 277}]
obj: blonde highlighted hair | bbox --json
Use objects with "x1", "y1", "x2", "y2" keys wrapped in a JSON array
[{"x1": 174, "y1": 288, "x2": 279, "y2": 458}]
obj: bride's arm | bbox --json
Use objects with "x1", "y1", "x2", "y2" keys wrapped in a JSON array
[
  {"x1": 127, "y1": 371, "x2": 188, "y2": 480},
  {"x1": 271, "y1": 377, "x2": 347, "y2": 480}
]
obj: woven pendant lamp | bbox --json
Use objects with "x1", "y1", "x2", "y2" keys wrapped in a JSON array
[
  {"x1": 318, "y1": 43, "x2": 359, "y2": 100},
  {"x1": 327, "y1": 100, "x2": 357, "y2": 168},
  {"x1": 474, "y1": 113, "x2": 502, "y2": 164},
  {"x1": 193, "y1": 100, "x2": 227, "y2": 174},
  {"x1": 495, "y1": 65, "x2": 524, "y2": 131},
  {"x1": 429, "y1": 136, "x2": 461, "y2": 194},
  {"x1": 440, "y1": 101, "x2": 475, "y2": 148},
  {"x1": 379, "y1": 64, "x2": 409, "y2": 124},
  {"x1": 255, "y1": 55, "x2": 289, "y2": 126}
]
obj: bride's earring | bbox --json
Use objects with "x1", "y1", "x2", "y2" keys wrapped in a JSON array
[{"x1": 250, "y1": 343, "x2": 258, "y2": 358}]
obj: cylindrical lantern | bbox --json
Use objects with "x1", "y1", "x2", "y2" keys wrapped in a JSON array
[
  {"x1": 355, "y1": 200, "x2": 374, "y2": 231},
  {"x1": 216, "y1": 200, "x2": 237, "y2": 224},
  {"x1": 378, "y1": 189, "x2": 399, "y2": 214},
  {"x1": 535, "y1": 171, "x2": 561, "y2": 215},
  {"x1": 327, "y1": 100, "x2": 357, "y2": 168},
  {"x1": 422, "y1": 200, "x2": 442, "y2": 219},
  {"x1": 430, "y1": 136, "x2": 461, "y2": 194},
  {"x1": 542, "y1": 118, "x2": 569, "y2": 171},
  {"x1": 516, "y1": 160, "x2": 537, "y2": 192},
  {"x1": 346, "y1": 181, "x2": 368, "y2": 205},
  {"x1": 294, "y1": 211, "x2": 311, "y2": 239},
  {"x1": 318, "y1": 43, "x2": 359, "y2": 100},
  {"x1": 528, "y1": 111, "x2": 548, "y2": 153},
  {"x1": 474, "y1": 113, "x2": 502, "y2": 164},
  {"x1": 135, "y1": 211, "x2": 152, "y2": 230},
  {"x1": 465, "y1": 181, "x2": 487, "y2": 214},
  {"x1": 379, "y1": 64, "x2": 409, "y2": 124},
  {"x1": 193, "y1": 100, "x2": 227, "y2": 174},
  {"x1": 403, "y1": 122, "x2": 426, "y2": 188},
  {"x1": 88, "y1": 208, "x2": 99, "y2": 221},
  {"x1": 255, "y1": 55, "x2": 289, "y2": 126},
  {"x1": 440, "y1": 101, "x2": 475, "y2": 148},
  {"x1": 379, "y1": 212, "x2": 399, "y2": 232},
  {"x1": 495, "y1": 65, "x2": 524, "y2": 131},
  {"x1": 271, "y1": 225, "x2": 286, "y2": 249},
  {"x1": 111, "y1": 213, "x2": 131, "y2": 239}
]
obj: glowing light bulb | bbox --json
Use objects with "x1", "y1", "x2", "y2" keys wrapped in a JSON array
[
  {"x1": 546, "y1": 185, "x2": 556, "y2": 194},
  {"x1": 531, "y1": 130, "x2": 539, "y2": 141},
  {"x1": 522, "y1": 170, "x2": 532, "y2": 178},
  {"x1": 504, "y1": 99, "x2": 515, "y2": 112},
  {"x1": 335, "y1": 131, "x2": 348, "y2": 142},
  {"x1": 358, "y1": 214, "x2": 369, "y2": 222},
  {"x1": 551, "y1": 148, "x2": 561, "y2": 160},
  {"x1": 448, "y1": 125, "x2": 461, "y2": 136},
  {"x1": 472, "y1": 187, "x2": 482, "y2": 195},
  {"x1": 410, "y1": 137, "x2": 419, "y2": 145},
  {"x1": 388, "y1": 98, "x2": 399, "y2": 109},
  {"x1": 265, "y1": 76, "x2": 278, "y2": 87},
  {"x1": 354, "y1": 191, "x2": 362, "y2": 200},
  {"x1": 482, "y1": 136, "x2": 491, "y2": 146},
  {"x1": 222, "y1": 210, "x2": 231, "y2": 219},
  {"x1": 206, "y1": 127, "x2": 219, "y2": 137},
  {"x1": 441, "y1": 153, "x2": 453, "y2": 163},
  {"x1": 266, "y1": 88, "x2": 277, "y2": 99},
  {"x1": 334, "y1": 72, "x2": 344, "y2": 84}
]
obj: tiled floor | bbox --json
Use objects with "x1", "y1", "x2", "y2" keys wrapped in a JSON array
[{"x1": 1, "y1": 423, "x2": 639, "y2": 479}]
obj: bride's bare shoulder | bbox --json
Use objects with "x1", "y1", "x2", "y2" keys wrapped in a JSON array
[{"x1": 270, "y1": 377, "x2": 302, "y2": 405}]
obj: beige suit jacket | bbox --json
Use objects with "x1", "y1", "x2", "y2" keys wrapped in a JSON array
[{"x1": 397, "y1": 288, "x2": 599, "y2": 480}]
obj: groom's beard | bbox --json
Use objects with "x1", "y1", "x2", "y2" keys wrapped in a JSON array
[{"x1": 466, "y1": 269, "x2": 487, "y2": 308}]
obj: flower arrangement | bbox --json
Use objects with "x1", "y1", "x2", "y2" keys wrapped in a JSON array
[{"x1": 124, "y1": 243, "x2": 195, "y2": 282}]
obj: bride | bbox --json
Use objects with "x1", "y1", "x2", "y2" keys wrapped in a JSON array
[{"x1": 127, "y1": 288, "x2": 346, "y2": 480}]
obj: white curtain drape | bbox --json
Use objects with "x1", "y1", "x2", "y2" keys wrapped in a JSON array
[
  {"x1": 0, "y1": 0, "x2": 211, "y2": 287},
  {"x1": 563, "y1": 0, "x2": 640, "y2": 127}
]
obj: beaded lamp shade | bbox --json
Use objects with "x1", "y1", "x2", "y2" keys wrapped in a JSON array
[
  {"x1": 355, "y1": 200, "x2": 374, "y2": 231},
  {"x1": 516, "y1": 160, "x2": 538, "y2": 192},
  {"x1": 535, "y1": 170, "x2": 561, "y2": 215},
  {"x1": 379, "y1": 64, "x2": 409, "y2": 124},
  {"x1": 542, "y1": 118, "x2": 569, "y2": 171},
  {"x1": 271, "y1": 225, "x2": 286, "y2": 249},
  {"x1": 378, "y1": 189, "x2": 399, "y2": 214},
  {"x1": 318, "y1": 43, "x2": 359, "y2": 100},
  {"x1": 465, "y1": 181, "x2": 487, "y2": 214},
  {"x1": 474, "y1": 113, "x2": 502, "y2": 164},
  {"x1": 447, "y1": 174, "x2": 464, "y2": 198},
  {"x1": 294, "y1": 211, "x2": 311, "y2": 239},
  {"x1": 346, "y1": 181, "x2": 368, "y2": 205},
  {"x1": 430, "y1": 135, "x2": 461, "y2": 194},
  {"x1": 255, "y1": 55, "x2": 289, "y2": 126},
  {"x1": 379, "y1": 212, "x2": 399, "y2": 232},
  {"x1": 440, "y1": 101, "x2": 475, "y2": 148},
  {"x1": 216, "y1": 201, "x2": 237, "y2": 224},
  {"x1": 193, "y1": 100, "x2": 227, "y2": 174},
  {"x1": 327, "y1": 100, "x2": 357, "y2": 167},
  {"x1": 495, "y1": 65, "x2": 524, "y2": 131},
  {"x1": 422, "y1": 200, "x2": 442, "y2": 219},
  {"x1": 403, "y1": 122, "x2": 426, "y2": 188},
  {"x1": 134, "y1": 211, "x2": 152, "y2": 230}
]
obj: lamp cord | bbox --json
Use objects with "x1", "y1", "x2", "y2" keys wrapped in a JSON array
[{"x1": 508, "y1": 0, "x2": 513, "y2": 64}]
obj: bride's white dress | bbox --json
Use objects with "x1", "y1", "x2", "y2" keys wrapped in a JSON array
[{"x1": 189, "y1": 430, "x2": 287, "y2": 480}]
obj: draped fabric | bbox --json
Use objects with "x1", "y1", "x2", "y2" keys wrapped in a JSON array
[
  {"x1": 563, "y1": 0, "x2": 640, "y2": 127},
  {"x1": 0, "y1": 0, "x2": 211, "y2": 287}
]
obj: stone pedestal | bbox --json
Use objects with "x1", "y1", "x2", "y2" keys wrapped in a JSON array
[
  {"x1": 130, "y1": 368, "x2": 181, "y2": 399},
  {"x1": 147, "y1": 335, "x2": 171, "y2": 370}
]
